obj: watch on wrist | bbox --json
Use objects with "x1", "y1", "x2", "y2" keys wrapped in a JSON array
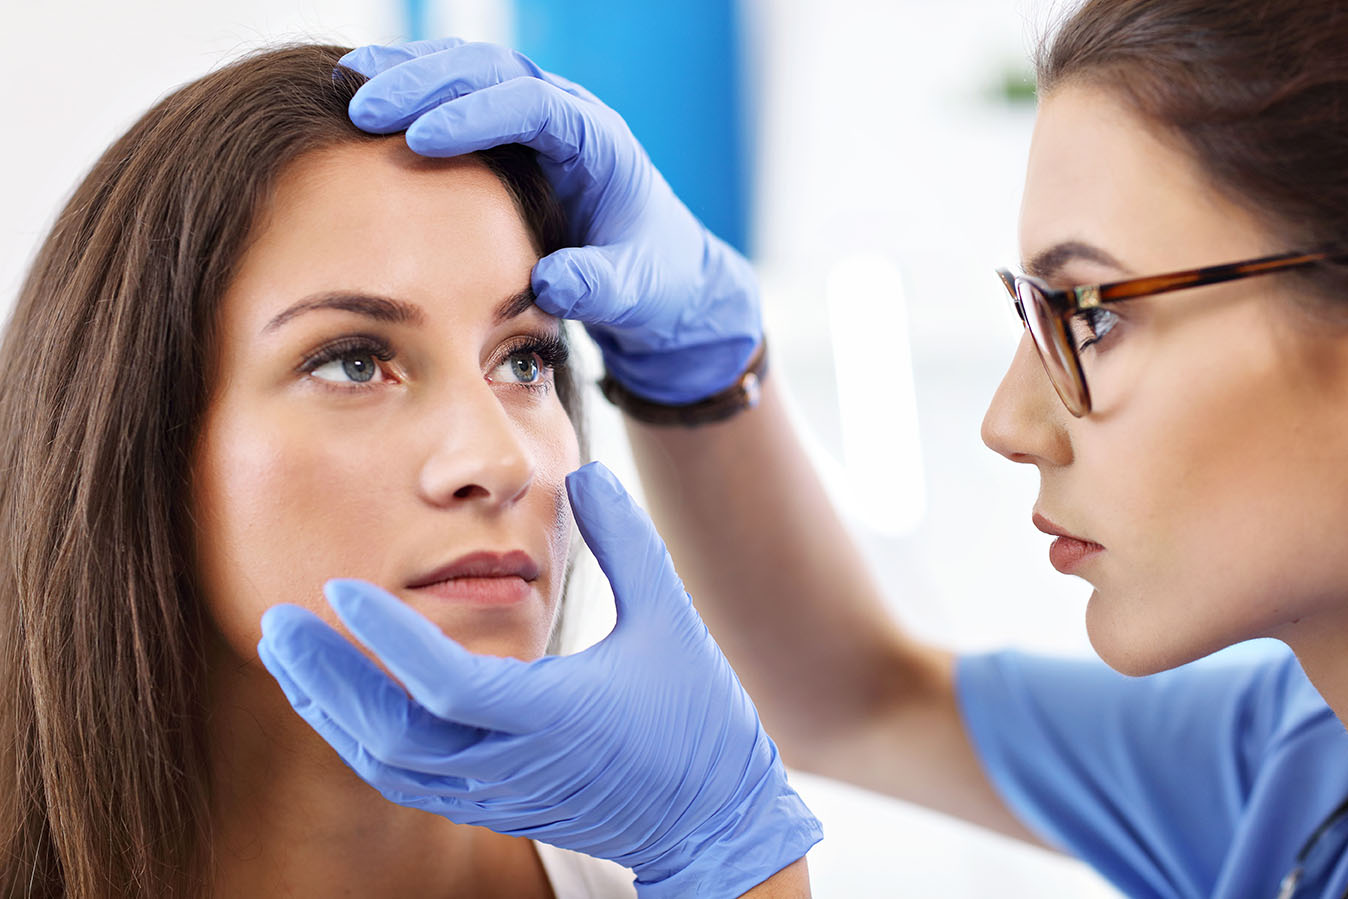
[{"x1": 598, "y1": 342, "x2": 768, "y2": 427}]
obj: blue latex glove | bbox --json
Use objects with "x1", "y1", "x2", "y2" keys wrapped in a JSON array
[
  {"x1": 338, "y1": 38, "x2": 762, "y2": 405},
  {"x1": 258, "y1": 462, "x2": 820, "y2": 897}
]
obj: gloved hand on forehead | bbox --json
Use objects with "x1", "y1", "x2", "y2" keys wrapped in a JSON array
[
  {"x1": 338, "y1": 38, "x2": 762, "y2": 405},
  {"x1": 258, "y1": 462, "x2": 821, "y2": 898}
]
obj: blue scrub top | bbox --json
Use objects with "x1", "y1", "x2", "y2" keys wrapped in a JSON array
[{"x1": 956, "y1": 646, "x2": 1348, "y2": 897}]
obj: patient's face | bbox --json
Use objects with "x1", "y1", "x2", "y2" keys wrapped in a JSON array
[{"x1": 193, "y1": 141, "x2": 579, "y2": 666}]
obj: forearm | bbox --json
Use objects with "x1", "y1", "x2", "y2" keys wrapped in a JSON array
[
  {"x1": 625, "y1": 376, "x2": 1041, "y2": 842},
  {"x1": 624, "y1": 376, "x2": 922, "y2": 764},
  {"x1": 736, "y1": 857, "x2": 810, "y2": 898}
]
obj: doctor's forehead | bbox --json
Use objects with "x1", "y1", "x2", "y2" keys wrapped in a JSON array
[{"x1": 1017, "y1": 82, "x2": 1239, "y2": 280}]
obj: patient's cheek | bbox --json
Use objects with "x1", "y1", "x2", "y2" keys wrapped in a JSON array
[{"x1": 191, "y1": 404, "x2": 374, "y2": 657}]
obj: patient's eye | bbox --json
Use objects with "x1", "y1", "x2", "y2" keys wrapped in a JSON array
[
  {"x1": 492, "y1": 350, "x2": 544, "y2": 385},
  {"x1": 316, "y1": 354, "x2": 378, "y2": 383},
  {"x1": 300, "y1": 335, "x2": 396, "y2": 387},
  {"x1": 487, "y1": 334, "x2": 568, "y2": 390}
]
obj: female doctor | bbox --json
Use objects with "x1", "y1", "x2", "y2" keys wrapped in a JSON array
[{"x1": 260, "y1": 0, "x2": 1348, "y2": 896}]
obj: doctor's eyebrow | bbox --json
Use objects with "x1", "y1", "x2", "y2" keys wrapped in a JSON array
[
  {"x1": 262, "y1": 287, "x2": 538, "y2": 334},
  {"x1": 1024, "y1": 241, "x2": 1132, "y2": 283}
]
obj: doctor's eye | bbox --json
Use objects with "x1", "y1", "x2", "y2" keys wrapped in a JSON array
[
  {"x1": 300, "y1": 335, "x2": 397, "y2": 387},
  {"x1": 1070, "y1": 307, "x2": 1121, "y2": 352}
]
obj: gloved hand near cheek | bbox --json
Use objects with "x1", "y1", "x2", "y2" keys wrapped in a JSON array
[
  {"x1": 338, "y1": 38, "x2": 762, "y2": 405},
  {"x1": 257, "y1": 462, "x2": 821, "y2": 898}
]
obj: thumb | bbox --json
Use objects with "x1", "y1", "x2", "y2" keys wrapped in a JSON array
[
  {"x1": 533, "y1": 246, "x2": 635, "y2": 326},
  {"x1": 566, "y1": 462, "x2": 689, "y2": 639},
  {"x1": 324, "y1": 578, "x2": 560, "y2": 733}
]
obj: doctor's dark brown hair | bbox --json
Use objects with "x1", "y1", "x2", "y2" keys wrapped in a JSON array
[
  {"x1": 1038, "y1": 0, "x2": 1348, "y2": 299},
  {"x1": 0, "y1": 45, "x2": 574, "y2": 897}
]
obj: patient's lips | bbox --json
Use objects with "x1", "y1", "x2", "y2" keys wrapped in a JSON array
[{"x1": 406, "y1": 550, "x2": 542, "y2": 605}]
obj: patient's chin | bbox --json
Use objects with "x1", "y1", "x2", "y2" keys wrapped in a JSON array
[{"x1": 409, "y1": 596, "x2": 560, "y2": 662}]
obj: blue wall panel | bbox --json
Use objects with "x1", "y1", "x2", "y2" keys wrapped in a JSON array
[
  {"x1": 403, "y1": 0, "x2": 429, "y2": 40},
  {"x1": 513, "y1": 0, "x2": 752, "y2": 255}
]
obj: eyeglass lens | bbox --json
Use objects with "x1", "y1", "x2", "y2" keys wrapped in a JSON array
[{"x1": 1014, "y1": 280, "x2": 1090, "y2": 416}]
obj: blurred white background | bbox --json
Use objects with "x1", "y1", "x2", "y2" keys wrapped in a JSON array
[{"x1": 2, "y1": 0, "x2": 1119, "y2": 895}]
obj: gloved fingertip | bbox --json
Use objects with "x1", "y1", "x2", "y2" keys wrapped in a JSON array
[
  {"x1": 339, "y1": 42, "x2": 427, "y2": 78},
  {"x1": 537, "y1": 247, "x2": 624, "y2": 324},
  {"x1": 565, "y1": 461, "x2": 622, "y2": 508},
  {"x1": 530, "y1": 254, "x2": 585, "y2": 319},
  {"x1": 323, "y1": 577, "x2": 381, "y2": 616},
  {"x1": 337, "y1": 46, "x2": 378, "y2": 77},
  {"x1": 346, "y1": 94, "x2": 399, "y2": 134},
  {"x1": 539, "y1": 247, "x2": 631, "y2": 327},
  {"x1": 256, "y1": 637, "x2": 315, "y2": 711},
  {"x1": 344, "y1": 36, "x2": 469, "y2": 75},
  {"x1": 258, "y1": 603, "x2": 288, "y2": 635},
  {"x1": 255, "y1": 635, "x2": 288, "y2": 678},
  {"x1": 259, "y1": 602, "x2": 319, "y2": 643},
  {"x1": 403, "y1": 114, "x2": 459, "y2": 156},
  {"x1": 528, "y1": 290, "x2": 570, "y2": 319}
]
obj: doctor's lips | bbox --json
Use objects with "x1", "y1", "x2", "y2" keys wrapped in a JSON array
[
  {"x1": 1033, "y1": 513, "x2": 1105, "y2": 575},
  {"x1": 406, "y1": 550, "x2": 542, "y2": 605}
]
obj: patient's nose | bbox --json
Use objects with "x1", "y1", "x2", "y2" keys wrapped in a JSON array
[{"x1": 418, "y1": 382, "x2": 535, "y2": 510}]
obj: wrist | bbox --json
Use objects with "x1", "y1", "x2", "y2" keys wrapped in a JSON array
[
  {"x1": 600, "y1": 341, "x2": 768, "y2": 427},
  {"x1": 630, "y1": 759, "x2": 822, "y2": 898}
]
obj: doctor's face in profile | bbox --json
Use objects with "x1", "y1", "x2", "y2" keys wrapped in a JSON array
[
  {"x1": 192, "y1": 140, "x2": 580, "y2": 667},
  {"x1": 982, "y1": 82, "x2": 1348, "y2": 677}
]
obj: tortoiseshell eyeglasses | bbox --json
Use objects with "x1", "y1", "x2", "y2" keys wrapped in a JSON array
[{"x1": 997, "y1": 249, "x2": 1348, "y2": 417}]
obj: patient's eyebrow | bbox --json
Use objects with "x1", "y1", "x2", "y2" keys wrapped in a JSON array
[
  {"x1": 263, "y1": 292, "x2": 425, "y2": 334},
  {"x1": 262, "y1": 286, "x2": 540, "y2": 335},
  {"x1": 494, "y1": 287, "x2": 538, "y2": 324},
  {"x1": 1024, "y1": 240, "x2": 1132, "y2": 283}
]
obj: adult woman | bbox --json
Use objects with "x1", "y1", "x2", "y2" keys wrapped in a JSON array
[
  {"x1": 282, "y1": 1, "x2": 1348, "y2": 896},
  {"x1": 0, "y1": 44, "x2": 817, "y2": 897}
]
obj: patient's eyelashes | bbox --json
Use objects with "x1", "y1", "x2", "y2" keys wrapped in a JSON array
[
  {"x1": 300, "y1": 334, "x2": 397, "y2": 386},
  {"x1": 487, "y1": 334, "x2": 570, "y2": 392},
  {"x1": 295, "y1": 331, "x2": 569, "y2": 392}
]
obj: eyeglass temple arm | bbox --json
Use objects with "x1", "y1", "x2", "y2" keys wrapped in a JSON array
[{"x1": 1089, "y1": 250, "x2": 1348, "y2": 305}]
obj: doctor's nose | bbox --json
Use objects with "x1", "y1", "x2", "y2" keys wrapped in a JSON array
[
  {"x1": 417, "y1": 382, "x2": 536, "y2": 510},
  {"x1": 981, "y1": 333, "x2": 1072, "y2": 468}
]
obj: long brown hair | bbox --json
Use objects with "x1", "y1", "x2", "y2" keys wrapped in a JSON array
[
  {"x1": 1038, "y1": 0, "x2": 1348, "y2": 297},
  {"x1": 0, "y1": 44, "x2": 572, "y2": 898}
]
